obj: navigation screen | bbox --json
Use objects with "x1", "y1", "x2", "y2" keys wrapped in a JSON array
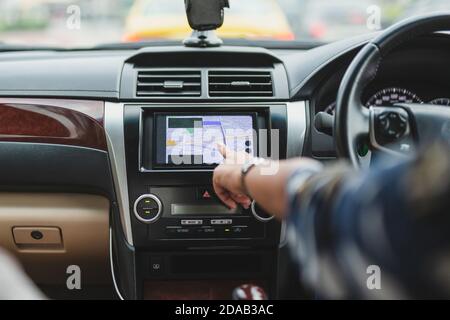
[{"x1": 154, "y1": 114, "x2": 255, "y2": 167}]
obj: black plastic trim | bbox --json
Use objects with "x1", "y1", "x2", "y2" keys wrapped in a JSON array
[
  {"x1": 0, "y1": 142, "x2": 112, "y2": 194},
  {"x1": 0, "y1": 141, "x2": 138, "y2": 299}
]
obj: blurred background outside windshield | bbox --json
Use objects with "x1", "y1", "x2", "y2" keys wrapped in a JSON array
[{"x1": 0, "y1": 0, "x2": 449, "y2": 47}]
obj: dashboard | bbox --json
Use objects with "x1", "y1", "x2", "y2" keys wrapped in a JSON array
[
  {"x1": 0, "y1": 32, "x2": 449, "y2": 299},
  {"x1": 324, "y1": 87, "x2": 450, "y2": 116}
]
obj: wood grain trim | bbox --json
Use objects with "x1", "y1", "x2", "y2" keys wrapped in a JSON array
[
  {"x1": 144, "y1": 280, "x2": 267, "y2": 300},
  {"x1": 0, "y1": 98, "x2": 104, "y2": 124},
  {"x1": 0, "y1": 99, "x2": 106, "y2": 151}
]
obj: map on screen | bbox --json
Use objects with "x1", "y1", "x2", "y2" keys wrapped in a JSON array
[{"x1": 165, "y1": 115, "x2": 254, "y2": 165}]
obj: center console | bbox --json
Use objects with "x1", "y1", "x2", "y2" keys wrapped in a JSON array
[
  {"x1": 108, "y1": 102, "x2": 298, "y2": 299},
  {"x1": 124, "y1": 104, "x2": 287, "y2": 246}
]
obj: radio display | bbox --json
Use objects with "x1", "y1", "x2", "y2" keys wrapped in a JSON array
[{"x1": 154, "y1": 113, "x2": 256, "y2": 168}]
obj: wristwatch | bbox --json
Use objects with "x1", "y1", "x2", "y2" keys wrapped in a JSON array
[{"x1": 240, "y1": 157, "x2": 266, "y2": 197}]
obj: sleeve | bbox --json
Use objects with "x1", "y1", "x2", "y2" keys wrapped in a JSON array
[
  {"x1": 284, "y1": 141, "x2": 450, "y2": 299},
  {"x1": 285, "y1": 162, "x2": 354, "y2": 296}
]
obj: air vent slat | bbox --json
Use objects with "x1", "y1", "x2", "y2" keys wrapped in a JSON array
[
  {"x1": 208, "y1": 71, "x2": 273, "y2": 97},
  {"x1": 209, "y1": 74, "x2": 270, "y2": 78},
  {"x1": 138, "y1": 75, "x2": 201, "y2": 79},
  {"x1": 137, "y1": 82, "x2": 200, "y2": 87},
  {"x1": 137, "y1": 91, "x2": 201, "y2": 96},
  {"x1": 209, "y1": 91, "x2": 273, "y2": 94},
  {"x1": 136, "y1": 70, "x2": 201, "y2": 97},
  {"x1": 209, "y1": 82, "x2": 271, "y2": 86}
]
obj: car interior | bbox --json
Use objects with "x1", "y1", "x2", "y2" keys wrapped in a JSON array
[{"x1": 0, "y1": 0, "x2": 450, "y2": 300}]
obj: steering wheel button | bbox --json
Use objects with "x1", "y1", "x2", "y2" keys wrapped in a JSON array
[
  {"x1": 378, "y1": 112, "x2": 388, "y2": 120},
  {"x1": 389, "y1": 112, "x2": 399, "y2": 120}
]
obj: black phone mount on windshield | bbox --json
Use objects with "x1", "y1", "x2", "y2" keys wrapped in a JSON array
[{"x1": 183, "y1": 0, "x2": 230, "y2": 47}]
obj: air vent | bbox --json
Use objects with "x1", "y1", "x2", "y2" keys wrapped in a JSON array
[
  {"x1": 208, "y1": 71, "x2": 273, "y2": 97},
  {"x1": 136, "y1": 70, "x2": 201, "y2": 97}
]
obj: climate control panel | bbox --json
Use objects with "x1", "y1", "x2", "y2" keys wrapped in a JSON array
[
  {"x1": 131, "y1": 186, "x2": 274, "y2": 241},
  {"x1": 164, "y1": 217, "x2": 263, "y2": 239}
]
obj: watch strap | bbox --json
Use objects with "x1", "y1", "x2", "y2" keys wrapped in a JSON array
[{"x1": 240, "y1": 157, "x2": 264, "y2": 197}]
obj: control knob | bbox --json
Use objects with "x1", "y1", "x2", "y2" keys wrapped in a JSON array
[
  {"x1": 133, "y1": 194, "x2": 162, "y2": 223},
  {"x1": 251, "y1": 200, "x2": 274, "y2": 222}
]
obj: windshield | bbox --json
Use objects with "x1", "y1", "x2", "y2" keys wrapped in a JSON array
[{"x1": 0, "y1": 0, "x2": 449, "y2": 47}]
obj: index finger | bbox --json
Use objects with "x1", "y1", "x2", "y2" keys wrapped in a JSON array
[{"x1": 217, "y1": 142, "x2": 227, "y2": 157}]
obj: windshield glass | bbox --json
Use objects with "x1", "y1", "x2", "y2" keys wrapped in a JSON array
[{"x1": 0, "y1": 0, "x2": 449, "y2": 47}]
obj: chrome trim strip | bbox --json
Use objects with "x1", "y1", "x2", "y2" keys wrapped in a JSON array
[
  {"x1": 279, "y1": 220, "x2": 288, "y2": 247},
  {"x1": 104, "y1": 102, "x2": 134, "y2": 246},
  {"x1": 283, "y1": 101, "x2": 308, "y2": 245},
  {"x1": 286, "y1": 101, "x2": 307, "y2": 158},
  {"x1": 109, "y1": 227, "x2": 125, "y2": 300}
]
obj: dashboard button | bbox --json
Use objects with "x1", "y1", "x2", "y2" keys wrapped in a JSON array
[
  {"x1": 211, "y1": 219, "x2": 232, "y2": 225},
  {"x1": 197, "y1": 186, "x2": 218, "y2": 201},
  {"x1": 181, "y1": 219, "x2": 203, "y2": 225},
  {"x1": 134, "y1": 194, "x2": 162, "y2": 224},
  {"x1": 223, "y1": 227, "x2": 232, "y2": 235},
  {"x1": 150, "y1": 256, "x2": 164, "y2": 275}
]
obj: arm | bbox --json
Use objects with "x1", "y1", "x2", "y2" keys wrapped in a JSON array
[
  {"x1": 215, "y1": 141, "x2": 450, "y2": 299},
  {"x1": 212, "y1": 144, "x2": 322, "y2": 218}
]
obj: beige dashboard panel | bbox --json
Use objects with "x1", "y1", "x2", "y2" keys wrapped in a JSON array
[{"x1": 0, "y1": 193, "x2": 111, "y2": 285}]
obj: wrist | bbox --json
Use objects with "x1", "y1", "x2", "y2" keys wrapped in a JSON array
[{"x1": 240, "y1": 157, "x2": 266, "y2": 197}]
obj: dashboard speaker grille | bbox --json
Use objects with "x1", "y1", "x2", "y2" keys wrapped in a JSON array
[
  {"x1": 208, "y1": 70, "x2": 273, "y2": 97},
  {"x1": 136, "y1": 70, "x2": 201, "y2": 97}
]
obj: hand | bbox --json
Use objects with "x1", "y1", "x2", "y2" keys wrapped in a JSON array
[{"x1": 213, "y1": 143, "x2": 253, "y2": 210}]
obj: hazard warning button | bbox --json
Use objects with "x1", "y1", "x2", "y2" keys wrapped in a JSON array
[{"x1": 197, "y1": 186, "x2": 218, "y2": 201}]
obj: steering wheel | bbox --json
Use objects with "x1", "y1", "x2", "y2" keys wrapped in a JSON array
[{"x1": 335, "y1": 13, "x2": 450, "y2": 167}]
